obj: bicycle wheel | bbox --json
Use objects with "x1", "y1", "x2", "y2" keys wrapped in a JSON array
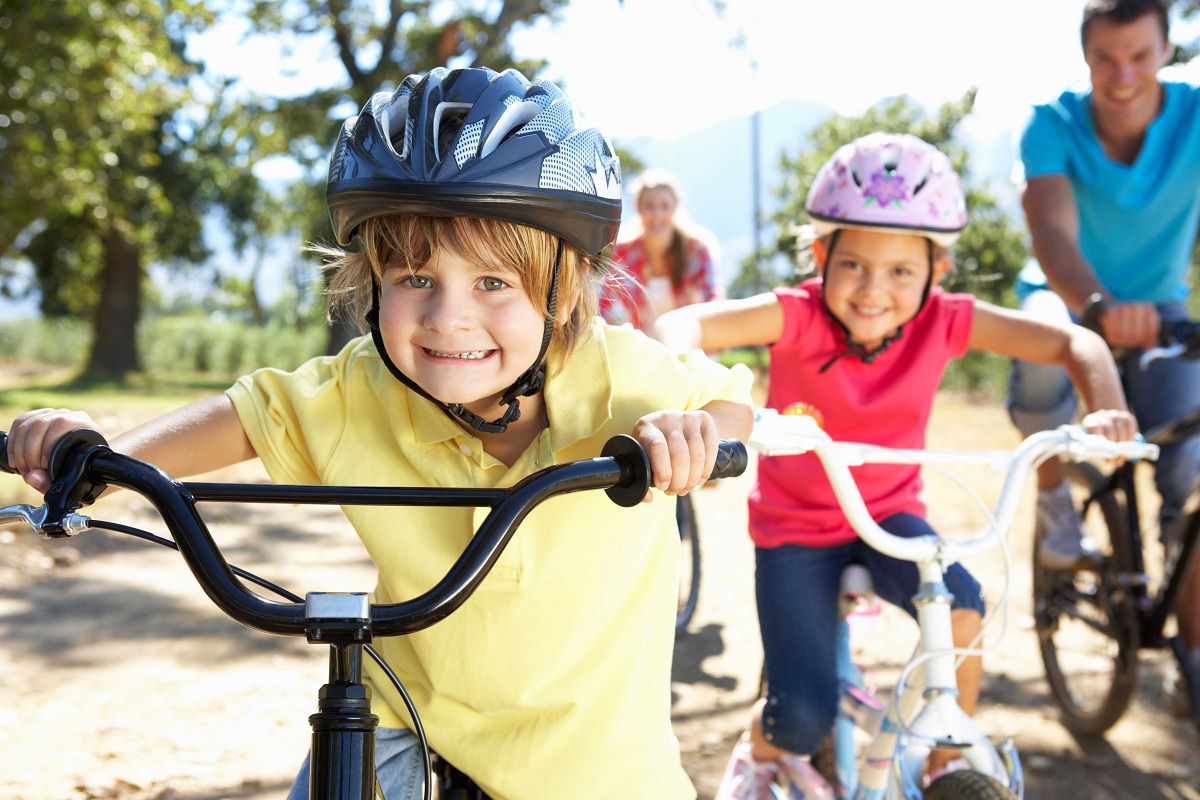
[
  {"x1": 675, "y1": 494, "x2": 701, "y2": 633},
  {"x1": 924, "y1": 770, "x2": 1016, "y2": 800},
  {"x1": 1033, "y1": 461, "x2": 1140, "y2": 735}
]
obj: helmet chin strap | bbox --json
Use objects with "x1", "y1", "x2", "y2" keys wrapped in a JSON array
[
  {"x1": 366, "y1": 239, "x2": 563, "y2": 435},
  {"x1": 818, "y1": 232, "x2": 934, "y2": 374}
]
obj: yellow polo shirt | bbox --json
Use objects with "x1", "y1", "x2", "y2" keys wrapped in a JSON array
[{"x1": 227, "y1": 319, "x2": 752, "y2": 800}]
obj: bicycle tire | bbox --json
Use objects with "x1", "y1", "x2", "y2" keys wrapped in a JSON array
[
  {"x1": 1033, "y1": 461, "x2": 1140, "y2": 736},
  {"x1": 923, "y1": 770, "x2": 1016, "y2": 800},
  {"x1": 675, "y1": 494, "x2": 702, "y2": 633}
]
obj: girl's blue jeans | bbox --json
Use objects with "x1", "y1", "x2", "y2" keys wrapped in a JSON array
[{"x1": 755, "y1": 513, "x2": 986, "y2": 755}]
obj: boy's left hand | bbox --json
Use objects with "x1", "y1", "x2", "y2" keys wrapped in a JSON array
[
  {"x1": 1080, "y1": 409, "x2": 1138, "y2": 443},
  {"x1": 633, "y1": 410, "x2": 718, "y2": 501}
]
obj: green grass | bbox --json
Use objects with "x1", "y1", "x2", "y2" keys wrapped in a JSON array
[{"x1": 0, "y1": 371, "x2": 224, "y2": 425}]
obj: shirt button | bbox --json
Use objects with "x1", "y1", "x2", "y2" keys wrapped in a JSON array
[{"x1": 458, "y1": 442, "x2": 472, "y2": 456}]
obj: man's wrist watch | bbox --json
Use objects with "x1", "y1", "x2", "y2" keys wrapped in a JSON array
[{"x1": 1081, "y1": 292, "x2": 1109, "y2": 334}]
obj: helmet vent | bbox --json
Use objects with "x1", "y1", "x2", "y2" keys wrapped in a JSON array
[
  {"x1": 480, "y1": 100, "x2": 542, "y2": 158},
  {"x1": 380, "y1": 99, "x2": 410, "y2": 160},
  {"x1": 432, "y1": 102, "x2": 473, "y2": 161},
  {"x1": 911, "y1": 175, "x2": 929, "y2": 196}
]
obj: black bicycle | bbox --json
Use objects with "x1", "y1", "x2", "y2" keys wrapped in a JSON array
[
  {"x1": 0, "y1": 428, "x2": 746, "y2": 800},
  {"x1": 1033, "y1": 318, "x2": 1200, "y2": 736}
]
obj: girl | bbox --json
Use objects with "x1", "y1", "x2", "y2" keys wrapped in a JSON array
[
  {"x1": 6, "y1": 67, "x2": 753, "y2": 800},
  {"x1": 654, "y1": 132, "x2": 1136, "y2": 798},
  {"x1": 600, "y1": 168, "x2": 723, "y2": 333}
]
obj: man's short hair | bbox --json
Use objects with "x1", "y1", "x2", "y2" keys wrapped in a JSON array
[{"x1": 1081, "y1": 0, "x2": 1170, "y2": 47}]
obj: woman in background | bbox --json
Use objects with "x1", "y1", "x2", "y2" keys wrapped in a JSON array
[{"x1": 600, "y1": 168, "x2": 723, "y2": 331}]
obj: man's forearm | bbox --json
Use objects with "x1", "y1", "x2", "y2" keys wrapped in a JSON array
[{"x1": 1033, "y1": 231, "x2": 1108, "y2": 315}]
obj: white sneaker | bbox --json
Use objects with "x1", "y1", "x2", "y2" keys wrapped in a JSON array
[{"x1": 1037, "y1": 482, "x2": 1094, "y2": 570}]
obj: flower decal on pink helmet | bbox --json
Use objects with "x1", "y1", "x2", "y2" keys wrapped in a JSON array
[{"x1": 862, "y1": 170, "x2": 909, "y2": 208}]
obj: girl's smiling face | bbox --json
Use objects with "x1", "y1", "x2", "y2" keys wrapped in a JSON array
[
  {"x1": 378, "y1": 247, "x2": 545, "y2": 420},
  {"x1": 819, "y1": 228, "x2": 950, "y2": 350}
]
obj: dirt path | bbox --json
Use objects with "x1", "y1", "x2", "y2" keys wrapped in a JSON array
[{"x1": 1, "y1": 397, "x2": 1197, "y2": 799}]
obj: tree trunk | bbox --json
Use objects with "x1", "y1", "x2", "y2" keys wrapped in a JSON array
[{"x1": 84, "y1": 222, "x2": 142, "y2": 379}]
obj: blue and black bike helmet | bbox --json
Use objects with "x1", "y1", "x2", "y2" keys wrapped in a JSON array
[{"x1": 326, "y1": 66, "x2": 623, "y2": 433}]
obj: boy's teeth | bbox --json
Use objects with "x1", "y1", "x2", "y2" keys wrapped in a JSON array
[{"x1": 430, "y1": 349, "x2": 488, "y2": 359}]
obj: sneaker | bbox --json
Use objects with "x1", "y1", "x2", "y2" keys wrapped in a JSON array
[
  {"x1": 715, "y1": 742, "x2": 781, "y2": 800},
  {"x1": 1037, "y1": 482, "x2": 1094, "y2": 570},
  {"x1": 777, "y1": 753, "x2": 834, "y2": 799}
]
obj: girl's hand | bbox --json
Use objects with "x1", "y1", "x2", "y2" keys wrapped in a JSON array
[
  {"x1": 632, "y1": 409, "x2": 719, "y2": 501},
  {"x1": 1080, "y1": 409, "x2": 1138, "y2": 443},
  {"x1": 6, "y1": 408, "x2": 102, "y2": 494}
]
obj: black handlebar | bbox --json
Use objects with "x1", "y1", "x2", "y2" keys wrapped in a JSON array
[{"x1": 0, "y1": 428, "x2": 747, "y2": 639}]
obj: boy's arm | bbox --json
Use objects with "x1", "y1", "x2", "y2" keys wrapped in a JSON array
[
  {"x1": 111, "y1": 394, "x2": 257, "y2": 475},
  {"x1": 9, "y1": 394, "x2": 256, "y2": 494},
  {"x1": 968, "y1": 300, "x2": 1134, "y2": 435}
]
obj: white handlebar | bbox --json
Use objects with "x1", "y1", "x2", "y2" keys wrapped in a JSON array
[{"x1": 748, "y1": 410, "x2": 1159, "y2": 564}]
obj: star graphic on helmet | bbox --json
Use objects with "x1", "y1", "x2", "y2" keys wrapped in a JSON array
[{"x1": 589, "y1": 150, "x2": 621, "y2": 200}]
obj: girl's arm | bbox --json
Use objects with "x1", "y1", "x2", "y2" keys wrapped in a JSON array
[
  {"x1": 653, "y1": 292, "x2": 784, "y2": 353},
  {"x1": 968, "y1": 299, "x2": 1136, "y2": 439},
  {"x1": 8, "y1": 394, "x2": 257, "y2": 494}
]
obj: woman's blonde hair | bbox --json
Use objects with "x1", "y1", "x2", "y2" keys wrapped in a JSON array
[{"x1": 322, "y1": 215, "x2": 600, "y2": 367}]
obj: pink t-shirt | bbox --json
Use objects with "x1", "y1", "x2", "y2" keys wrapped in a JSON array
[{"x1": 749, "y1": 279, "x2": 975, "y2": 548}]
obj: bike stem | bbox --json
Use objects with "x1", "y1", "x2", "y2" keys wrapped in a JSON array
[{"x1": 305, "y1": 593, "x2": 379, "y2": 800}]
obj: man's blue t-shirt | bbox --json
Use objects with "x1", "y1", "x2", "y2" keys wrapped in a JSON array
[{"x1": 1017, "y1": 81, "x2": 1200, "y2": 304}]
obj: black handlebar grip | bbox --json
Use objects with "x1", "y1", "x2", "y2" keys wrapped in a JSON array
[
  {"x1": 0, "y1": 431, "x2": 13, "y2": 474},
  {"x1": 711, "y1": 439, "x2": 748, "y2": 480}
]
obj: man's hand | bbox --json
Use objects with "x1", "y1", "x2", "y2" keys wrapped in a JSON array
[{"x1": 1098, "y1": 301, "x2": 1160, "y2": 350}]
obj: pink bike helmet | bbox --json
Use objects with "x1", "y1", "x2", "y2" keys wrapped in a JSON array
[{"x1": 805, "y1": 132, "x2": 967, "y2": 247}]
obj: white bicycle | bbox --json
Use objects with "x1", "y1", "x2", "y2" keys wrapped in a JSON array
[{"x1": 748, "y1": 409, "x2": 1158, "y2": 800}]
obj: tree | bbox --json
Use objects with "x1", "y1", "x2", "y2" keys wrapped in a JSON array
[{"x1": 0, "y1": 1, "x2": 248, "y2": 379}]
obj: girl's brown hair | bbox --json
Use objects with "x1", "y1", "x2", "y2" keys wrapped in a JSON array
[{"x1": 322, "y1": 215, "x2": 600, "y2": 368}]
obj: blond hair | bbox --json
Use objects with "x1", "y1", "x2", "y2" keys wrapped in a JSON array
[{"x1": 322, "y1": 215, "x2": 599, "y2": 367}]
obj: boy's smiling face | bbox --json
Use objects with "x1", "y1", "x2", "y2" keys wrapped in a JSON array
[
  {"x1": 378, "y1": 247, "x2": 545, "y2": 419},
  {"x1": 820, "y1": 228, "x2": 950, "y2": 350}
]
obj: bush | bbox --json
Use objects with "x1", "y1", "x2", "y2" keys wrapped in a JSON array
[
  {"x1": 0, "y1": 318, "x2": 91, "y2": 367},
  {"x1": 139, "y1": 316, "x2": 326, "y2": 377}
]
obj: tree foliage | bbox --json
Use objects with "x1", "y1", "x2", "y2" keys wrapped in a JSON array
[{"x1": 0, "y1": 0, "x2": 255, "y2": 377}]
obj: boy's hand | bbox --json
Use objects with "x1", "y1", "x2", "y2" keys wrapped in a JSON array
[
  {"x1": 1080, "y1": 409, "x2": 1138, "y2": 443},
  {"x1": 632, "y1": 410, "x2": 718, "y2": 501},
  {"x1": 7, "y1": 408, "x2": 102, "y2": 494}
]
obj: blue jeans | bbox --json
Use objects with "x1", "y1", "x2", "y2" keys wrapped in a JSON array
[
  {"x1": 755, "y1": 513, "x2": 986, "y2": 756},
  {"x1": 1007, "y1": 289, "x2": 1200, "y2": 531},
  {"x1": 286, "y1": 726, "x2": 422, "y2": 800}
]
